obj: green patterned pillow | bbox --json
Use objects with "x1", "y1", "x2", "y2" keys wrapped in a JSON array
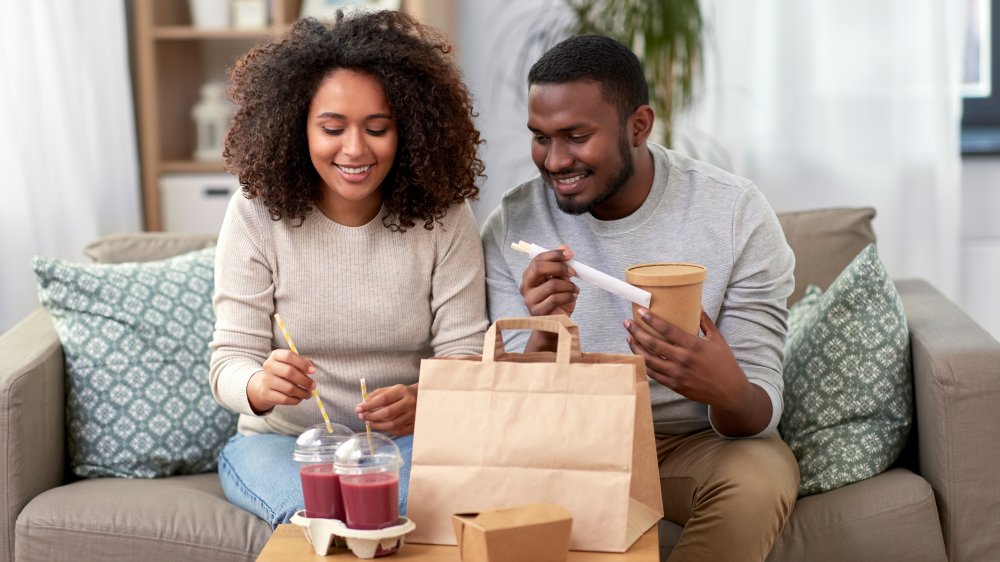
[
  {"x1": 779, "y1": 244, "x2": 912, "y2": 496},
  {"x1": 32, "y1": 247, "x2": 238, "y2": 478}
]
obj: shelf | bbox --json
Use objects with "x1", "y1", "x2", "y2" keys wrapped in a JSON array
[
  {"x1": 161, "y1": 160, "x2": 229, "y2": 173},
  {"x1": 153, "y1": 26, "x2": 280, "y2": 40},
  {"x1": 961, "y1": 127, "x2": 1000, "y2": 155},
  {"x1": 134, "y1": 0, "x2": 456, "y2": 231},
  {"x1": 134, "y1": 0, "x2": 306, "y2": 231}
]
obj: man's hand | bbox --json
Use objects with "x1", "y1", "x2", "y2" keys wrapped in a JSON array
[
  {"x1": 355, "y1": 383, "x2": 418, "y2": 436},
  {"x1": 247, "y1": 349, "x2": 317, "y2": 414},
  {"x1": 519, "y1": 244, "x2": 579, "y2": 352},
  {"x1": 624, "y1": 308, "x2": 771, "y2": 436},
  {"x1": 520, "y1": 244, "x2": 579, "y2": 316}
]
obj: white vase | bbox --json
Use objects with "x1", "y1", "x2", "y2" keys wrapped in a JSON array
[
  {"x1": 191, "y1": 81, "x2": 234, "y2": 162},
  {"x1": 189, "y1": 0, "x2": 230, "y2": 29},
  {"x1": 232, "y1": 0, "x2": 268, "y2": 29}
]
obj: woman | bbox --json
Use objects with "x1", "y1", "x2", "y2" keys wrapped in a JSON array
[{"x1": 209, "y1": 10, "x2": 488, "y2": 528}]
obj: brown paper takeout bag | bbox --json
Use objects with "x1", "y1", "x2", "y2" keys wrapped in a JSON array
[{"x1": 407, "y1": 316, "x2": 663, "y2": 552}]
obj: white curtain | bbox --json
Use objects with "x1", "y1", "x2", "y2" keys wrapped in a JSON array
[
  {"x1": 678, "y1": 0, "x2": 965, "y2": 299},
  {"x1": 0, "y1": 2, "x2": 141, "y2": 332},
  {"x1": 459, "y1": 0, "x2": 575, "y2": 224}
]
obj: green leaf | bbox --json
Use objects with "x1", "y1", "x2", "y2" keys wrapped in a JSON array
[{"x1": 563, "y1": 0, "x2": 703, "y2": 147}]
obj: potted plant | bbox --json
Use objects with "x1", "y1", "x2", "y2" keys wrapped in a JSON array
[{"x1": 513, "y1": 0, "x2": 703, "y2": 148}]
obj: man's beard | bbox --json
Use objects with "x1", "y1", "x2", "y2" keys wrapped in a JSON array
[{"x1": 551, "y1": 133, "x2": 634, "y2": 216}]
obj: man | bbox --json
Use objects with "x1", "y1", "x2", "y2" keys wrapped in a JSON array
[{"x1": 481, "y1": 34, "x2": 798, "y2": 561}]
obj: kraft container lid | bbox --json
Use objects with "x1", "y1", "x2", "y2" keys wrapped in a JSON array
[{"x1": 625, "y1": 263, "x2": 707, "y2": 287}]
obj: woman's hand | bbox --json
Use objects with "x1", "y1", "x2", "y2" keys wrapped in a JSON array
[
  {"x1": 246, "y1": 349, "x2": 317, "y2": 414},
  {"x1": 355, "y1": 383, "x2": 418, "y2": 436}
]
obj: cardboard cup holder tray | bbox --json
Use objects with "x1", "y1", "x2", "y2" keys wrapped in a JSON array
[{"x1": 290, "y1": 511, "x2": 416, "y2": 558}]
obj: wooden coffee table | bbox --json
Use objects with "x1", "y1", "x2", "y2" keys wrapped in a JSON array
[{"x1": 256, "y1": 523, "x2": 660, "y2": 561}]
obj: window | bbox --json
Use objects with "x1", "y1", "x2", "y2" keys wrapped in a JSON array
[{"x1": 963, "y1": 0, "x2": 1000, "y2": 153}]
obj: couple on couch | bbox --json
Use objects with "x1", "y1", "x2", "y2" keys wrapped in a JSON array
[{"x1": 211, "y1": 10, "x2": 796, "y2": 562}]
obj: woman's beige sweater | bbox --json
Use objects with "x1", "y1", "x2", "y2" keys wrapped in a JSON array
[{"x1": 210, "y1": 194, "x2": 488, "y2": 436}]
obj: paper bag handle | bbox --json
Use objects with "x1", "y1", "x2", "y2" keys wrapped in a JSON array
[{"x1": 484, "y1": 316, "x2": 581, "y2": 364}]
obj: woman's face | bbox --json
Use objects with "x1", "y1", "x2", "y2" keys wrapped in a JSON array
[{"x1": 307, "y1": 69, "x2": 398, "y2": 226}]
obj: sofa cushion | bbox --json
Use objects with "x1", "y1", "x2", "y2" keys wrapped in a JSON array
[
  {"x1": 779, "y1": 244, "x2": 912, "y2": 496},
  {"x1": 658, "y1": 469, "x2": 946, "y2": 562},
  {"x1": 776, "y1": 207, "x2": 876, "y2": 306},
  {"x1": 84, "y1": 232, "x2": 218, "y2": 264},
  {"x1": 32, "y1": 247, "x2": 237, "y2": 478},
  {"x1": 767, "y1": 469, "x2": 947, "y2": 561},
  {"x1": 15, "y1": 474, "x2": 271, "y2": 562}
]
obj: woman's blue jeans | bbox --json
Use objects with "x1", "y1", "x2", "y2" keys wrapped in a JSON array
[{"x1": 217, "y1": 432, "x2": 413, "y2": 529}]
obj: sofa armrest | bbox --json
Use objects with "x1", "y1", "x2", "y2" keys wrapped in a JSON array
[
  {"x1": 895, "y1": 279, "x2": 1000, "y2": 562},
  {"x1": 0, "y1": 308, "x2": 66, "y2": 561}
]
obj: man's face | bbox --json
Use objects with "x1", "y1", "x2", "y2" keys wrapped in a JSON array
[{"x1": 527, "y1": 80, "x2": 634, "y2": 217}]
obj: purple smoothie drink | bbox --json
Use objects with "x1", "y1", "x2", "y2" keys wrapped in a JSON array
[
  {"x1": 293, "y1": 423, "x2": 353, "y2": 520},
  {"x1": 340, "y1": 471, "x2": 399, "y2": 530},
  {"x1": 334, "y1": 432, "x2": 404, "y2": 533}
]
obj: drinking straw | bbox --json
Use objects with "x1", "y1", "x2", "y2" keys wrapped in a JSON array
[
  {"x1": 359, "y1": 378, "x2": 376, "y2": 455},
  {"x1": 511, "y1": 241, "x2": 652, "y2": 308},
  {"x1": 273, "y1": 313, "x2": 334, "y2": 433}
]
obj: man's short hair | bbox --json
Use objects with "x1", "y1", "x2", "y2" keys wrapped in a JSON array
[{"x1": 528, "y1": 34, "x2": 649, "y2": 121}]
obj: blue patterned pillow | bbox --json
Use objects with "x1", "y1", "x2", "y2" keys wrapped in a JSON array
[
  {"x1": 32, "y1": 247, "x2": 237, "y2": 478},
  {"x1": 779, "y1": 244, "x2": 912, "y2": 496}
]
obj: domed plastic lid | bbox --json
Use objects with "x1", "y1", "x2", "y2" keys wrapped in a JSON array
[
  {"x1": 334, "y1": 432, "x2": 403, "y2": 474},
  {"x1": 293, "y1": 423, "x2": 354, "y2": 463}
]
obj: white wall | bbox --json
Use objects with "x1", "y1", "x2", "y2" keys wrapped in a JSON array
[
  {"x1": 458, "y1": 0, "x2": 568, "y2": 223},
  {"x1": 960, "y1": 156, "x2": 1000, "y2": 339}
]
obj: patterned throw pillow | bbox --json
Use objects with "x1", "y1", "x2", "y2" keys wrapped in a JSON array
[
  {"x1": 779, "y1": 244, "x2": 912, "y2": 496},
  {"x1": 33, "y1": 247, "x2": 237, "y2": 478}
]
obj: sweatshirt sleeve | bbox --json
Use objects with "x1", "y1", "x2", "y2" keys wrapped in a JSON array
[
  {"x1": 709, "y1": 186, "x2": 795, "y2": 438},
  {"x1": 480, "y1": 198, "x2": 533, "y2": 352},
  {"x1": 209, "y1": 195, "x2": 275, "y2": 417},
  {"x1": 427, "y1": 201, "x2": 489, "y2": 357}
]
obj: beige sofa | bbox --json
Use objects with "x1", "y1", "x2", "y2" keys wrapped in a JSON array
[{"x1": 2, "y1": 208, "x2": 998, "y2": 562}]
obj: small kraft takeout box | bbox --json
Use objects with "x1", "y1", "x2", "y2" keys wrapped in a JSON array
[{"x1": 451, "y1": 504, "x2": 572, "y2": 562}]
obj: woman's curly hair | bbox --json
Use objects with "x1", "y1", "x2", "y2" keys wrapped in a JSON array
[{"x1": 224, "y1": 10, "x2": 484, "y2": 231}]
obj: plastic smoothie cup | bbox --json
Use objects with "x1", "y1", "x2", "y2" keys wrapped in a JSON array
[
  {"x1": 625, "y1": 262, "x2": 707, "y2": 336},
  {"x1": 334, "y1": 432, "x2": 403, "y2": 531},
  {"x1": 293, "y1": 423, "x2": 353, "y2": 520}
]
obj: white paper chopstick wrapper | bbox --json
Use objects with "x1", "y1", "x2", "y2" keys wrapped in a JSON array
[{"x1": 512, "y1": 241, "x2": 652, "y2": 308}]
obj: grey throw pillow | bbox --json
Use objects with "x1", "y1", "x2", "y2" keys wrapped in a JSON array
[
  {"x1": 777, "y1": 207, "x2": 877, "y2": 307},
  {"x1": 84, "y1": 232, "x2": 217, "y2": 264},
  {"x1": 779, "y1": 244, "x2": 912, "y2": 496},
  {"x1": 32, "y1": 247, "x2": 237, "y2": 478}
]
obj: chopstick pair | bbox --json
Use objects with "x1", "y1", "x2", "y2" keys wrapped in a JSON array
[{"x1": 511, "y1": 241, "x2": 651, "y2": 308}]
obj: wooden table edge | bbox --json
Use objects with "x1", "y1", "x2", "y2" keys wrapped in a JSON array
[{"x1": 256, "y1": 522, "x2": 660, "y2": 561}]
